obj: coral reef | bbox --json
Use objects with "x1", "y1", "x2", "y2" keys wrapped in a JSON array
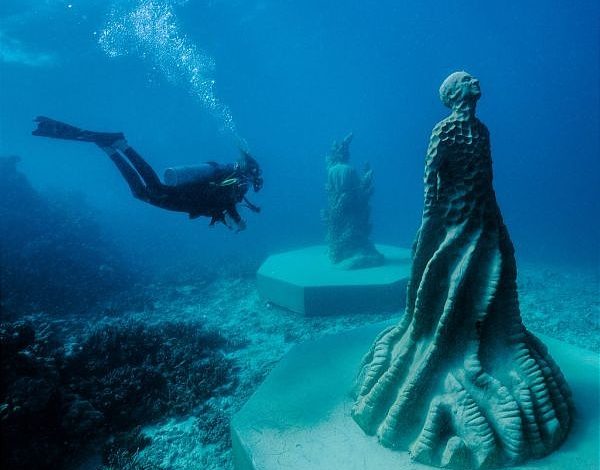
[
  {"x1": 64, "y1": 320, "x2": 236, "y2": 427},
  {"x1": 324, "y1": 133, "x2": 384, "y2": 269},
  {"x1": 0, "y1": 320, "x2": 81, "y2": 469},
  {"x1": 102, "y1": 427, "x2": 158, "y2": 470},
  {"x1": 0, "y1": 318, "x2": 235, "y2": 469},
  {"x1": 0, "y1": 156, "x2": 133, "y2": 316},
  {"x1": 352, "y1": 72, "x2": 574, "y2": 468}
]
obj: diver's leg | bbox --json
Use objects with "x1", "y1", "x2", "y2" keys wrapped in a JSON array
[
  {"x1": 100, "y1": 146, "x2": 149, "y2": 201},
  {"x1": 116, "y1": 143, "x2": 163, "y2": 192}
]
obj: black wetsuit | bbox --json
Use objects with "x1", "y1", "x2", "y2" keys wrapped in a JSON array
[
  {"x1": 110, "y1": 146, "x2": 248, "y2": 226},
  {"x1": 31, "y1": 116, "x2": 260, "y2": 228}
]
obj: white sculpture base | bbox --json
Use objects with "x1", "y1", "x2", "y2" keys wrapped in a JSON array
[
  {"x1": 256, "y1": 245, "x2": 411, "y2": 315},
  {"x1": 231, "y1": 323, "x2": 599, "y2": 470}
]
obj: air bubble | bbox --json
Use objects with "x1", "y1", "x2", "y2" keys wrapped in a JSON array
[{"x1": 99, "y1": 0, "x2": 239, "y2": 140}]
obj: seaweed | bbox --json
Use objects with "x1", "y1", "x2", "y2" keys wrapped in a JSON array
[
  {"x1": 197, "y1": 401, "x2": 232, "y2": 450},
  {"x1": 102, "y1": 427, "x2": 157, "y2": 470},
  {"x1": 1, "y1": 318, "x2": 236, "y2": 469}
]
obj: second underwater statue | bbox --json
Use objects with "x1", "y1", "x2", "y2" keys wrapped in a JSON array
[{"x1": 324, "y1": 133, "x2": 384, "y2": 269}]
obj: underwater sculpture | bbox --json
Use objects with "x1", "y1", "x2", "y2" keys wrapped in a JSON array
[
  {"x1": 256, "y1": 134, "x2": 409, "y2": 316},
  {"x1": 352, "y1": 72, "x2": 574, "y2": 468},
  {"x1": 324, "y1": 133, "x2": 384, "y2": 269}
]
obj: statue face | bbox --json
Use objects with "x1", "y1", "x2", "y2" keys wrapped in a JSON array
[
  {"x1": 458, "y1": 72, "x2": 481, "y2": 100},
  {"x1": 439, "y1": 71, "x2": 481, "y2": 108}
]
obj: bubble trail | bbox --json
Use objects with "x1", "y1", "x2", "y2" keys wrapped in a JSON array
[{"x1": 99, "y1": 0, "x2": 245, "y2": 147}]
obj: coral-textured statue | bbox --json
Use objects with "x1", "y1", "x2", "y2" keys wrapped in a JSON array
[
  {"x1": 324, "y1": 133, "x2": 384, "y2": 269},
  {"x1": 352, "y1": 72, "x2": 573, "y2": 468}
]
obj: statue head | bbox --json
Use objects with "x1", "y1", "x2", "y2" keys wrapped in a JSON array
[
  {"x1": 328, "y1": 133, "x2": 353, "y2": 166},
  {"x1": 439, "y1": 71, "x2": 481, "y2": 109}
]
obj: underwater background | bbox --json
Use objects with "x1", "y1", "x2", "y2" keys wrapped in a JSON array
[{"x1": 1, "y1": 1, "x2": 598, "y2": 469}]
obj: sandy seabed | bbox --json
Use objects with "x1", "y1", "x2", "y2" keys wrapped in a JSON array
[
  {"x1": 110, "y1": 260, "x2": 597, "y2": 470},
  {"x1": 25, "y1": 259, "x2": 595, "y2": 470}
]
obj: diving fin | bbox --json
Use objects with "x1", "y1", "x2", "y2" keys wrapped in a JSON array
[{"x1": 32, "y1": 116, "x2": 124, "y2": 146}]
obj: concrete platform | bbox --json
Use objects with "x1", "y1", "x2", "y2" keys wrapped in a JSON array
[
  {"x1": 231, "y1": 322, "x2": 599, "y2": 470},
  {"x1": 256, "y1": 245, "x2": 411, "y2": 316}
]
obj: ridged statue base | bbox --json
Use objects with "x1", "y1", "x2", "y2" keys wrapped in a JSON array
[{"x1": 231, "y1": 323, "x2": 598, "y2": 470}]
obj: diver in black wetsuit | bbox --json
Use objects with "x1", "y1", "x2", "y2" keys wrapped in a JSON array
[{"x1": 32, "y1": 116, "x2": 263, "y2": 231}]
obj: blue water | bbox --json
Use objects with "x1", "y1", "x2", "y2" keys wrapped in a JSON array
[
  {"x1": 1, "y1": 3, "x2": 598, "y2": 468},
  {"x1": 1, "y1": 0, "x2": 598, "y2": 270}
]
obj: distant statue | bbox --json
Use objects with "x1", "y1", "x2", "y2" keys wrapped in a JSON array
[
  {"x1": 352, "y1": 72, "x2": 573, "y2": 468},
  {"x1": 324, "y1": 133, "x2": 384, "y2": 269}
]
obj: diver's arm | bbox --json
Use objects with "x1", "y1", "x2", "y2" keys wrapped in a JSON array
[
  {"x1": 243, "y1": 196, "x2": 261, "y2": 213},
  {"x1": 226, "y1": 205, "x2": 246, "y2": 232}
]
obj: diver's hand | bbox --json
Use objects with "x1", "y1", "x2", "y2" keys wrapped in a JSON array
[
  {"x1": 235, "y1": 219, "x2": 247, "y2": 232},
  {"x1": 243, "y1": 197, "x2": 261, "y2": 213}
]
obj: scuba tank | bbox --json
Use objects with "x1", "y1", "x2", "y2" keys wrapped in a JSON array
[{"x1": 163, "y1": 163, "x2": 217, "y2": 187}]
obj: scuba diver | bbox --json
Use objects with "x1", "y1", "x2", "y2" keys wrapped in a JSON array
[{"x1": 32, "y1": 116, "x2": 263, "y2": 231}]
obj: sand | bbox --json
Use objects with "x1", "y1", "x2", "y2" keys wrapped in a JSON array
[
  {"x1": 21, "y1": 258, "x2": 593, "y2": 469},
  {"x1": 112, "y1": 260, "x2": 597, "y2": 470}
]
